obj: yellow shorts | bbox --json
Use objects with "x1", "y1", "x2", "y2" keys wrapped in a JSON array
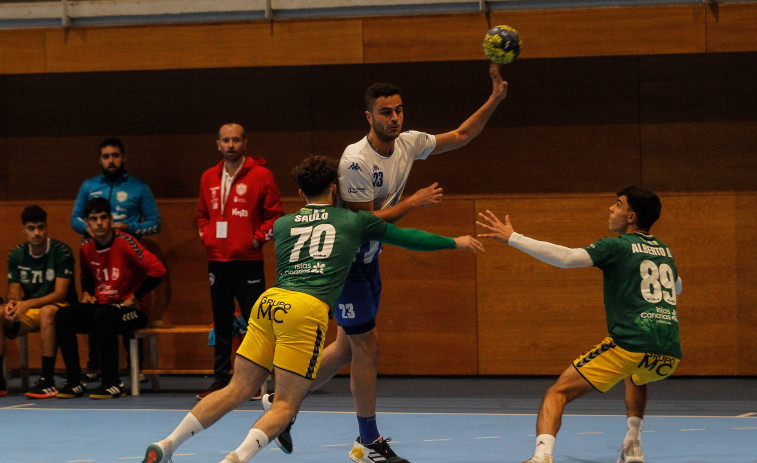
[
  {"x1": 573, "y1": 337, "x2": 680, "y2": 393},
  {"x1": 237, "y1": 288, "x2": 329, "y2": 380},
  {"x1": 11, "y1": 303, "x2": 67, "y2": 336}
]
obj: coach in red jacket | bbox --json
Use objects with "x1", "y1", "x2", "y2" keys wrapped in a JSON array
[{"x1": 196, "y1": 123, "x2": 284, "y2": 399}]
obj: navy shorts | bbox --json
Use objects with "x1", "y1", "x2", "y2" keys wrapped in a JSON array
[{"x1": 335, "y1": 259, "x2": 382, "y2": 335}]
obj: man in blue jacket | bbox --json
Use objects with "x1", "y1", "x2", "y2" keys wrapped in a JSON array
[{"x1": 71, "y1": 137, "x2": 161, "y2": 238}]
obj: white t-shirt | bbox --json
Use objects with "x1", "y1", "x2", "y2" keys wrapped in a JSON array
[{"x1": 338, "y1": 131, "x2": 436, "y2": 263}]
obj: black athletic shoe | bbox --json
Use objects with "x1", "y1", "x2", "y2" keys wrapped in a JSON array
[
  {"x1": 89, "y1": 382, "x2": 127, "y2": 399},
  {"x1": 25, "y1": 377, "x2": 58, "y2": 399},
  {"x1": 349, "y1": 436, "x2": 410, "y2": 463},
  {"x1": 57, "y1": 381, "x2": 87, "y2": 399},
  {"x1": 261, "y1": 393, "x2": 295, "y2": 453},
  {"x1": 81, "y1": 369, "x2": 101, "y2": 386}
]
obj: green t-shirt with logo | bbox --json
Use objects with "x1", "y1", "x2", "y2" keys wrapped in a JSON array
[
  {"x1": 7, "y1": 238, "x2": 77, "y2": 303},
  {"x1": 585, "y1": 232, "x2": 681, "y2": 358},
  {"x1": 273, "y1": 205, "x2": 455, "y2": 313}
]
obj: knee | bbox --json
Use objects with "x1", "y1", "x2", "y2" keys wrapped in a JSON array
[
  {"x1": 350, "y1": 335, "x2": 380, "y2": 365},
  {"x1": 39, "y1": 305, "x2": 59, "y2": 328}
]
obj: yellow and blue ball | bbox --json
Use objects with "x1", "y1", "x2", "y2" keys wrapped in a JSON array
[{"x1": 482, "y1": 25, "x2": 522, "y2": 64}]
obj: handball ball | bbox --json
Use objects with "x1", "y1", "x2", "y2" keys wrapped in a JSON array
[{"x1": 482, "y1": 25, "x2": 522, "y2": 64}]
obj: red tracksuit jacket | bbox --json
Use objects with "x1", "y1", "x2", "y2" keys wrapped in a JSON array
[
  {"x1": 197, "y1": 156, "x2": 284, "y2": 261},
  {"x1": 79, "y1": 231, "x2": 167, "y2": 314}
]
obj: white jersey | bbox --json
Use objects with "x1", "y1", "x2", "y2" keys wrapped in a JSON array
[{"x1": 338, "y1": 130, "x2": 436, "y2": 263}]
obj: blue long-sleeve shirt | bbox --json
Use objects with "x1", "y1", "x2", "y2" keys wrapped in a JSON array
[{"x1": 71, "y1": 172, "x2": 161, "y2": 237}]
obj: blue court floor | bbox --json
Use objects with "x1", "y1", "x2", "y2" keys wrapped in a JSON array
[{"x1": 1, "y1": 376, "x2": 756, "y2": 462}]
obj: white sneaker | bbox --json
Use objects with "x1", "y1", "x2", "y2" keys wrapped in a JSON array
[
  {"x1": 261, "y1": 393, "x2": 294, "y2": 454},
  {"x1": 617, "y1": 439, "x2": 644, "y2": 463},
  {"x1": 521, "y1": 455, "x2": 553, "y2": 463},
  {"x1": 349, "y1": 436, "x2": 409, "y2": 463}
]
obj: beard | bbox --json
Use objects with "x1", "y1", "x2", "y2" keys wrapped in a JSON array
[{"x1": 103, "y1": 166, "x2": 126, "y2": 182}]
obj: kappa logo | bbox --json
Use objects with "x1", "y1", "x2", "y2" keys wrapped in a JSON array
[{"x1": 348, "y1": 162, "x2": 361, "y2": 171}]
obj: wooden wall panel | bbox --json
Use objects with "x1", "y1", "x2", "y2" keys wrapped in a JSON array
[
  {"x1": 639, "y1": 53, "x2": 757, "y2": 191},
  {"x1": 44, "y1": 19, "x2": 363, "y2": 73},
  {"x1": 370, "y1": 200, "x2": 479, "y2": 375},
  {"x1": 490, "y1": 6, "x2": 706, "y2": 59},
  {"x1": 2, "y1": 193, "x2": 756, "y2": 374},
  {"x1": 363, "y1": 14, "x2": 489, "y2": 63},
  {"x1": 2, "y1": 4, "x2": 757, "y2": 76},
  {"x1": 0, "y1": 29, "x2": 46, "y2": 75},
  {"x1": 706, "y1": 2, "x2": 757, "y2": 53},
  {"x1": 476, "y1": 195, "x2": 608, "y2": 375}
]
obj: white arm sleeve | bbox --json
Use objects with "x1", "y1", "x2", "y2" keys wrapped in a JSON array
[
  {"x1": 508, "y1": 233, "x2": 594, "y2": 269},
  {"x1": 675, "y1": 276, "x2": 682, "y2": 295}
]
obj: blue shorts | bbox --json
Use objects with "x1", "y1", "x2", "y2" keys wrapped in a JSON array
[{"x1": 335, "y1": 259, "x2": 381, "y2": 335}]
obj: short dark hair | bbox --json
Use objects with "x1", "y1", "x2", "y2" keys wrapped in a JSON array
[
  {"x1": 99, "y1": 137, "x2": 124, "y2": 154},
  {"x1": 84, "y1": 197, "x2": 111, "y2": 217},
  {"x1": 365, "y1": 82, "x2": 401, "y2": 111},
  {"x1": 291, "y1": 156, "x2": 339, "y2": 197},
  {"x1": 21, "y1": 205, "x2": 47, "y2": 224},
  {"x1": 618, "y1": 186, "x2": 661, "y2": 231}
]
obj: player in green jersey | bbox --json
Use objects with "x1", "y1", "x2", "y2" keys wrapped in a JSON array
[
  {"x1": 476, "y1": 186, "x2": 682, "y2": 463},
  {"x1": 1, "y1": 205, "x2": 77, "y2": 398},
  {"x1": 140, "y1": 156, "x2": 483, "y2": 463}
]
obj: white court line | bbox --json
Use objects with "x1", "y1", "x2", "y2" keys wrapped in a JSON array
[
  {"x1": 0, "y1": 403, "x2": 34, "y2": 409},
  {"x1": 681, "y1": 428, "x2": 707, "y2": 431},
  {"x1": 474, "y1": 436, "x2": 501, "y2": 439},
  {"x1": 424, "y1": 438, "x2": 451, "y2": 441}
]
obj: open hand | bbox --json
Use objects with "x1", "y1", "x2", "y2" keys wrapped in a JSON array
[{"x1": 476, "y1": 210, "x2": 514, "y2": 244}]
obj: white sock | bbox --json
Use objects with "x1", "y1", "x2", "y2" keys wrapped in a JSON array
[
  {"x1": 624, "y1": 416, "x2": 643, "y2": 443},
  {"x1": 534, "y1": 434, "x2": 555, "y2": 457},
  {"x1": 232, "y1": 427, "x2": 269, "y2": 463},
  {"x1": 165, "y1": 412, "x2": 204, "y2": 450}
]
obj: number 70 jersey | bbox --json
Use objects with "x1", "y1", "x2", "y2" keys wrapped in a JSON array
[
  {"x1": 585, "y1": 232, "x2": 681, "y2": 359},
  {"x1": 272, "y1": 205, "x2": 388, "y2": 314}
]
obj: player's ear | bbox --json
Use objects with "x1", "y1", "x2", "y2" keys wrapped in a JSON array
[
  {"x1": 298, "y1": 189, "x2": 306, "y2": 201},
  {"x1": 365, "y1": 110, "x2": 372, "y2": 124}
]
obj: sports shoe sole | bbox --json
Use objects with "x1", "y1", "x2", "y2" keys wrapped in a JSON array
[
  {"x1": 141, "y1": 443, "x2": 166, "y2": 463},
  {"x1": 25, "y1": 391, "x2": 58, "y2": 399}
]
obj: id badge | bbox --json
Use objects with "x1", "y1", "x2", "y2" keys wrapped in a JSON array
[{"x1": 216, "y1": 221, "x2": 228, "y2": 239}]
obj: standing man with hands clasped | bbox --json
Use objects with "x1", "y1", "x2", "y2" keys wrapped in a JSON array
[
  {"x1": 476, "y1": 186, "x2": 682, "y2": 463},
  {"x1": 196, "y1": 123, "x2": 284, "y2": 399}
]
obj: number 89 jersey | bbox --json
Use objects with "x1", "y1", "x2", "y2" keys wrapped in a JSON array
[
  {"x1": 585, "y1": 232, "x2": 681, "y2": 358},
  {"x1": 272, "y1": 205, "x2": 388, "y2": 315}
]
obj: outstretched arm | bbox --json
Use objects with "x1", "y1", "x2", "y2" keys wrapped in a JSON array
[
  {"x1": 380, "y1": 223, "x2": 484, "y2": 254},
  {"x1": 476, "y1": 210, "x2": 592, "y2": 268},
  {"x1": 432, "y1": 63, "x2": 508, "y2": 155}
]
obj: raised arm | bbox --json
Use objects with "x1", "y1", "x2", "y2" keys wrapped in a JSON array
[
  {"x1": 432, "y1": 63, "x2": 508, "y2": 155},
  {"x1": 476, "y1": 210, "x2": 592, "y2": 268}
]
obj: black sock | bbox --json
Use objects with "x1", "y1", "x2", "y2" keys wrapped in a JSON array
[{"x1": 42, "y1": 356, "x2": 56, "y2": 381}]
